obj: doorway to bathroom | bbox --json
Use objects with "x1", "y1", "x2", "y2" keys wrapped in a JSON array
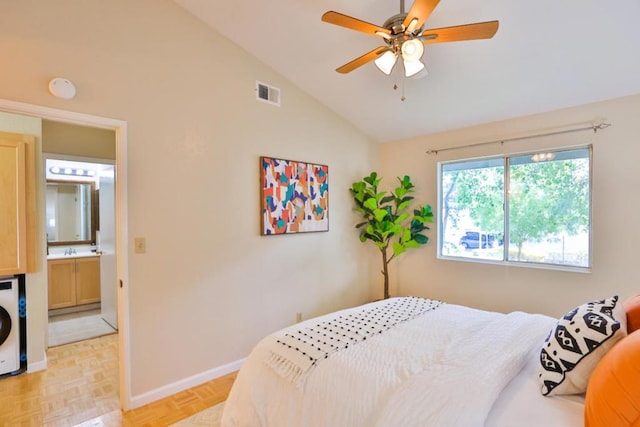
[{"x1": 45, "y1": 154, "x2": 118, "y2": 346}]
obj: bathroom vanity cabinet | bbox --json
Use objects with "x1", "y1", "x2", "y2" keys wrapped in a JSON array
[{"x1": 47, "y1": 256, "x2": 101, "y2": 309}]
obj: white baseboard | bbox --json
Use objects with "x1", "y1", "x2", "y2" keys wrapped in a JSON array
[
  {"x1": 27, "y1": 355, "x2": 47, "y2": 373},
  {"x1": 129, "y1": 358, "x2": 245, "y2": 409}
]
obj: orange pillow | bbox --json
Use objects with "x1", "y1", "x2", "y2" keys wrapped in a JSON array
[
  {"x1": 584, "y1": 329, "x2": 640, "y2": 427},
  {"x1": 624, "y1": 293, "x2": 640, "y2": 333}
]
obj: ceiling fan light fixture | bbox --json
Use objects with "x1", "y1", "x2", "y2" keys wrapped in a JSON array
[
  {"x1": 403, "y1": 58, "x2": 425, "y2": 77},
  {"x1": 374, "y1": 50, "x2": 398, "y2": 75},
  {"x1": 401, "y1": 38, "x2": 424, "y2": 61}
]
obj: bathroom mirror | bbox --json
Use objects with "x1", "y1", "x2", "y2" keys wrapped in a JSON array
[{"x1": 46, "y1": 180, "x2": 96, "y2": 245}]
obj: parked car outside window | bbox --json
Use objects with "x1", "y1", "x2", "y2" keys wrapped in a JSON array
[{"x1": 459, "y1": 231, "x2": 501, "y2": 249}]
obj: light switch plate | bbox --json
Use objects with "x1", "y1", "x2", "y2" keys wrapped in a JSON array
[{"x1": 134, "y1": 237, "x2": 146, "y2": 254}]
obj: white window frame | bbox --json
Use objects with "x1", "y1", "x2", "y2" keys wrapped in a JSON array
[{"x1": 437, "y1": 145, "x2": 592, "y2": 272}]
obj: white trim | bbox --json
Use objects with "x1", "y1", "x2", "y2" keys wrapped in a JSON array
[
  {"x1": 27, "y1": 356, "x2": 47, "y2": 373},
  {"x1": 129, "y1": 358, "x2": 245, "y2": 409},
  {"x1": 0, "y1": 98, "x2": 132, "y2": 410},
  {"x1": 43, "y1": 152, "x2": 115, "y2": 166}
]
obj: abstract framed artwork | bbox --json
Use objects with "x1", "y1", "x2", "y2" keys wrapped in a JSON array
[{"x1": 260, "y1": 156, "x2": 329, "y2": 235}]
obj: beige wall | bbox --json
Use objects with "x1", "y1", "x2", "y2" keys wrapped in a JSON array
[
  {"x1": 42, "y1": 120, "x2": 115, "y2": 159},
  {"x1": 0, "y1": 0, "x2": 378, "y2": 400},
  {"x1": 380, "y1": 94, "x2": 640, "y2": 318},
  {"x1": 0, "y1": 112, "x2": 47, "y2": 370}
]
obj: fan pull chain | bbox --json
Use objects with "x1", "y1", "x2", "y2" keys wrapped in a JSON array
[
  {"x1": 393, "y1": 79, "x2": 407, "y2": 101},
  {"x1": 392, "y1": 72, "x2": 406, "y2": 101},
  {"x1": 401, "y1": 77, "x2": 406, "y2": 101}
]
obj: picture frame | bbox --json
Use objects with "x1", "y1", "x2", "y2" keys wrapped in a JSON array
[{"x1": 260, "y1": 156, "x2": 329, "y2": 235}]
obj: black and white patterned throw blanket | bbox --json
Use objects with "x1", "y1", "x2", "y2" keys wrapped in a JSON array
[{"x1": 264, "y1": 297, "x2": 443, "y2": 387}]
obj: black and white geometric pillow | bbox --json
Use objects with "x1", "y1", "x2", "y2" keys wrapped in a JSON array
[{"x1": 539, "y1": 295, "x2": 627, "y2": 396}]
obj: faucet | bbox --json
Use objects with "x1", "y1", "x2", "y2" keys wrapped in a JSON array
[{"x1": 64, "y1": 247, "x2": 77, "y2": 256}]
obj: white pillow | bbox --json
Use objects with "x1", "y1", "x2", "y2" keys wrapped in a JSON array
[{"x1": 539, "y1": 295, "x2": 627, "y2": 396}]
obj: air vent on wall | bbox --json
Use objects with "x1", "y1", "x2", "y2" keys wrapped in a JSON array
[{"x1": 256, "y1": 81, "x2": 280, "y2": 106}]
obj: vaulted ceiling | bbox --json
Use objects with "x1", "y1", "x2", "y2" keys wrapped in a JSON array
[{"x1": 174, "y1": 0, "x2": 640, "y2": 143}]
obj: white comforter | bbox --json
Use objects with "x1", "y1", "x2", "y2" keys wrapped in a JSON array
[{"x1": 222, "y1": 298, "x2": 568, "y2": 427}]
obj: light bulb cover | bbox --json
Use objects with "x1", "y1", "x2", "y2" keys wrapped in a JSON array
[
  {"x1": 401, "y1": 39, "x2": 424, "y2": 62},
  {"x1": 403, "y1": 58, "x2": 425, "y2": 77},
  {"x1": 374, "y1": 51, "x2": 398, "y2": 75}
]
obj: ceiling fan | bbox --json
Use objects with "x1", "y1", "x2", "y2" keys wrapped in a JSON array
[{"x1": 321, "y1": 0, "x2": 499, "y2": 78}]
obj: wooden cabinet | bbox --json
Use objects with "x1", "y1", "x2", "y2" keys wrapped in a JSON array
[
  {"x1": 0, "y1": 131, "x2": 36, "y2": 276},
  {"x1": 75, "y1": 257, "x2": 101, "y2": 305},
  {"x1": 48, "y1": 258, "x2": 75, "y2": 309},
  {"x1": 0, "y1": 134, "x2": 26, "y2": 275},
  {"x1": 48, "y1": 256, "x2": 101, "y2": 309}
]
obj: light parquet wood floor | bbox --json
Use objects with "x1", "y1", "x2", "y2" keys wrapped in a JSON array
[{"x1": 0, "y1": 334, "x2": 237, "y2": 426}]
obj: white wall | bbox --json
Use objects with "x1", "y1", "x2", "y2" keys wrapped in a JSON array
[
  {"x1": 0, "y1": 0, "x2": 378, "y2": 401},
  {"x1": 0, "y1": 111, "x2": 47, "y2": 370},
  {"x1": 380, "y1": 94, "x2": 640, "y2": 318}
]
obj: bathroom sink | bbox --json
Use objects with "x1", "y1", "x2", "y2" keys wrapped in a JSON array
[{"x1": 47, "y1": 252, "x2": 99, "y2": 260}]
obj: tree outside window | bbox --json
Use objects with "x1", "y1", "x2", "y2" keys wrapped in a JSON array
[{"x1": 439, "y1": 147, "x2": 590, "y2": 269}]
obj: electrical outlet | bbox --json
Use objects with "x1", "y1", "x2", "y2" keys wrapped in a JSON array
[
  {"x1": 296, "y1": 312, "x2": 303, "y2": 323},
  {"x1": 134, "y1": 237, "x2": 146, "y2": 254}
]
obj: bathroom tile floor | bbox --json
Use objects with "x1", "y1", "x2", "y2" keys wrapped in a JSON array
[{"x1": 48, "y1": 309, "x2": 117, "y2": 347}]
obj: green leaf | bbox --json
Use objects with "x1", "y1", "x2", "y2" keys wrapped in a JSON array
[
  {"x1": 375, "y1": 191, "x2": 387, "y2": 202},
  {"x1": 394, "y1": 212, "x2": 409, "y2": 225},
  {"x1": 414, "y1": 234, "x2": 429, "y2": 245},
  {"x1": 411, "y1": 220, "x2": 426, "y2": 233},
  {"x1": 351, "y1": 182, "x2": 365, "y2": 193},
  {"x1": 405, "y1": 239, "x2": 421, "y2": 249},
  {"x1": 355, "y1": 221, "x2": 368, "y2": 229},
  {"x1": 393, "y1": 242, "x2": 407, "y2": 256},
  {"x1": 380, "y1": 195, "x2": 395, "y2": 205},
  {"x1": 363, "y1": 198, "x2": 377, "y2": 211},
  {"x1": 364, "y1": 187, "x2": 376, "y2": 198},
  {"x1": 380, "y1": 229, "x2": 394, "y2": 239},
  {"x1": 396, "y1": 187, "x2": 407, "y2": 199},
  {"x1": 401, "y1": 228, "x2": 411, "y2": 243},
  {"x1": 374, "y1": 208, "x2": 388, "y2": 222},
  {"x1": 397, "y1": 200, "x2": 410, "y2": 212},
  {"x1": 359, "y1": 233, "x2": 368, "y2": 242},
  {"x1": 417, "y1": 205, "x2": 434, "y2": 220},
  {"x1": 364, "y1": 232, "x2": 382, "y2": 243},
  {"x1": 363, "y1": 172, "x2": 377, "y2": 185}
]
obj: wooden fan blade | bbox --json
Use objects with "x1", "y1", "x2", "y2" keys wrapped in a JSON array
[
  {"x1": 322, "y1": 11, "x2": 391, "y2": 37},
  {"x1": 335, "y1": 47, "x2": 390, "y2": 74},
  {"x1": 403, "y1": 0, "x2": 440, "y2": 31},
  {"x1": 421, "y1": 20, "x2": 499, "y2": 44}
]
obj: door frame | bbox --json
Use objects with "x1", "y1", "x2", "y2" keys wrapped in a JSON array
[{"x1": 0, "y1": 98, "x2": 132, "y2": 410}]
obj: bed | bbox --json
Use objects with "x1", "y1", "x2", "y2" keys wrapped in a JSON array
[{"x1": 222, "y1": 295, "x2": 638, "y2": 427}]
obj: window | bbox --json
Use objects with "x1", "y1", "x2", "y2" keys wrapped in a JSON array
[{"x1": 438, "y1": 147, "x2": 591, "y2": 270}]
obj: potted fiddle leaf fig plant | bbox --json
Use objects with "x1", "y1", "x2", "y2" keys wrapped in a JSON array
[{"x1": 350, "y1": 172, "x2": 433, "y2": 299}]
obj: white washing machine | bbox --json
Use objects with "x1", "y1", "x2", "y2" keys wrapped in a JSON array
[{"x1": 0, "y1": 277, "x2": 20, "y2": 376}]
